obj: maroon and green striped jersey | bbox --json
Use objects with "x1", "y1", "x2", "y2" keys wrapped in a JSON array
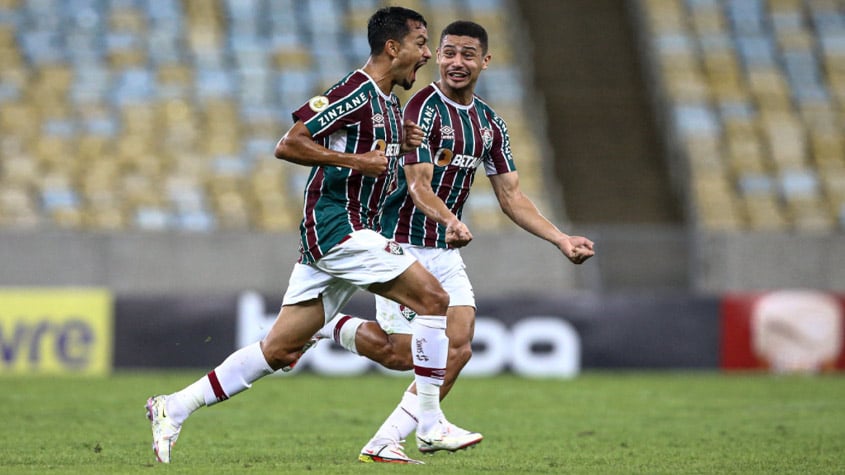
[
  {"x1": 291, "y1": 70, "x2": 405, "y2": 264},
  {"x1": 380, "y1": 83, "x2": 517, "y2": 248}
]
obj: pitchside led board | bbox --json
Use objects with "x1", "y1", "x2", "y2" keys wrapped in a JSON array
[
  {"x1": 0, "y1": 289, "x2": 113, "y2": 376},
  {"x1": 721, "y1": 289, "x2": 845, "y2": 373}
]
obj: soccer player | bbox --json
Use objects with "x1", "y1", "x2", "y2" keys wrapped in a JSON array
[
  {"x1": 144, "y1": 7, "x2": 481, "y2": 464},
  {"x1": 312, "y1": 20, "x2": 595, "y2": 464}
]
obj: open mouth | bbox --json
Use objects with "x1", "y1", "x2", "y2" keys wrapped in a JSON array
[
  {"x1": 410, "y1": 61, "x2": 427, "y2": 82},
  {"x1": 447, "y1": 70, "x2": 470, "y2": 81}
]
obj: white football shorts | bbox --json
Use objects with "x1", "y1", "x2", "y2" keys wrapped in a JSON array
[
  {"x1": 375, "y1": 244, "x2": 475, "y2": 335},
  {"x1": 282, "y1": 229, "x2": 417, "y2": 323}
]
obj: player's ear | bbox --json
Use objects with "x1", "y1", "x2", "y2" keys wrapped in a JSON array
[
  {"x1": 385, "y1": 39, "x2": 400, "y2": 58},
  {"x1": 481, "y1": 54, "x2": 492, "y2": 70}
]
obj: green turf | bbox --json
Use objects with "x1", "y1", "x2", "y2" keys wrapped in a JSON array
[{"x1": 1, "y1": 371, "x2": 843, "y2": 474}]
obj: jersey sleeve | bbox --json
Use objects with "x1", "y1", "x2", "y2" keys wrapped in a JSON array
[
  {"x1": 402, "y1": 92, "x2": 438, "y2": 166},
  {"x1": 484, "y1": 112, "x2": 517, "y2": 176},
  {"x1": 292, "y1": 80, "x2": 370, "y2": 141}
]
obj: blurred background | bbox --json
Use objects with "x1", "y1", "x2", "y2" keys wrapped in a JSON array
[{"x1": 0, "y1": 0, "x2": 843, "y2": 375}]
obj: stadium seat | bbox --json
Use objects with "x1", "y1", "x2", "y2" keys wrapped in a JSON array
[{"x1": 639, "y1": 0, "x2": 845, "y2": 231}]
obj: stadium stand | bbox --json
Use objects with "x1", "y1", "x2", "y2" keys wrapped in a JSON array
[
  {"x1": 637, "y1": 0, "x2": 845, "y2": 232},
  {"x1": 0, "y1": 0, "x2": 549, "y2": 232}
]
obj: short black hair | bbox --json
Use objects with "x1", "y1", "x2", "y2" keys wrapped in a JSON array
[
  {"x1": 367, "y1": 6, "x2": 427, "y2": 55},
  {"x1": 440, "y1": 20, "x2": 489, "y2": 55}
]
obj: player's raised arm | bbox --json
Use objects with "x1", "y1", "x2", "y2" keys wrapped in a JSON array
[
  {"x1": 489, "y1": 170, "x2": 594, "y2": 264},
  {"x1": 404, "y1": 162, "x2": 473, "y2": 247},
  {"x1": 274, "y1": 121, "x2": 388, "y2": 177}
]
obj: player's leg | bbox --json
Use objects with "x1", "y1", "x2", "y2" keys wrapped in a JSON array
[
  {"x1": 368, "y1": 261, "x2": 451, "y2": 435},
  {"x1": 146, "y1": 299, "x2": 323, "y2": 463},
  {"x1": 146, "y1": 263, "x2": 344, "y2": 464},
  {"x1": 439, "y1": 305, "x2": 475, "y2": 396},
  {"x1": 365, "y1": 248, "x2": 482, "y2": 456}
]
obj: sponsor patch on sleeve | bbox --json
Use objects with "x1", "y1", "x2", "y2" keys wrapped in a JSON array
[{"x1": 308, "y1": 95, "x2": 329, "y2": 112}]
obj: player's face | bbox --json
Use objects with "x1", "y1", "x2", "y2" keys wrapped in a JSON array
[
  {"x1": 394, "y1": 21, "x2": 431, "y2": 90},
  {"x1": 437, "y1": 35, "x2": 490, "y2": 93}
]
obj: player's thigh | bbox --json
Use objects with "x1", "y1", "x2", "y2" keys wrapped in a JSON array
[{"x1": 369, "y1": 260, "x2": 447, "y2": 315}]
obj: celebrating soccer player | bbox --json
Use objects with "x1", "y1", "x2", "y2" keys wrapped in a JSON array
[
  {"x1": 294, "y1": 20, "x2": 596, "y2": 464},
  {"x1": 144, "y1": 7, "x2": 482, "y2": 464}
]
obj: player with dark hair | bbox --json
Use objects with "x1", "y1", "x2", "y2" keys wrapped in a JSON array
[
  {"x1": 307, "y1": 20, "x2": 595, "y2": 464},
  {"x1": 144, "y1": 7, "x2": 481, "y2": 464}
]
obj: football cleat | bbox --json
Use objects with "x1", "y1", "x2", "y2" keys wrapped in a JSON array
[
  {"x1": 416, "y1": 420, "x2": 483, "y2": 453},
  {"x1": 359, "y1": 439, "x2": 424, "y2": 464},
  {"x1": 145, "y1": 395, "x2": 182, "y2": 463},
  {"x1": 281, "y1": 335, "x2": 324, "y2": 372}
]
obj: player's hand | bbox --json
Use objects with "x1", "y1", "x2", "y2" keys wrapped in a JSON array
[
  {"x1": 445, "y1": 220, "x2": 473, "y2": 247},
  {"x1": 561, "y1": 236, "x2": 595, "y2": 265},
  {"x1": 355, "y1": 149, "x2": 389, "y2": 177},
  {"x1": 401, "y1": 120, "x2": 425, "y2": 153}
]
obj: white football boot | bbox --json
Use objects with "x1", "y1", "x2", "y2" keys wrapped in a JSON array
[
  {"x1": 416, "y1": 419, "x2": 483, "y2": 453},
  {"x1": 359, "y1": 439, "x2": 424, "y2": 464},
  {"x1": 145, "y1": 395, "x2": 182, "y2": 463}
]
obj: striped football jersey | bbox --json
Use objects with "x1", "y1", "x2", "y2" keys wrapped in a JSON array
[
  {"x1": 381, "y1": 83, "x2": 516, "y2": 248},
  {"x1": 291, "y1": 70, "x2": 405, "y2": 263}
]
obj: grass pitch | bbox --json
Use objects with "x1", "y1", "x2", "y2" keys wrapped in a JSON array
[{"x1": 1, "y1": 371, "x2": 843, "y2": 474}]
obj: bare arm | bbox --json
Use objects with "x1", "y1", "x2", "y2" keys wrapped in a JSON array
[
  {"x1": 274, "y1": 121, "x2": 388, "y2": 177},
  {"x1": 405, "y1": 162, "x2": 473, "y2": 247},
  {"x1": 490, "y1": 171, "x2": 594, "y2": 264}
]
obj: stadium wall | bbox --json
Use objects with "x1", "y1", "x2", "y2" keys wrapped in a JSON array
[
  {"x1": 1, "y1": 228, "x2": 843, "y2": 294},
  {"x1": 5, "y1": 288, "x2": 844, "y2": 376}
]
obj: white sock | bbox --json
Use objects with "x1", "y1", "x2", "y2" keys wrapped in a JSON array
[
  {"x1": 411, "y1": 315, "x2": 448, "y2": 435},
  {"x1": 166, "y1": 341, "x2": 273, "y2": 425},
  {"x1": 371, "y1": 391, "x2": 419, "y2": 443},
  {"x1": 319, "y1": 314, "x2": 364, "y2": 354}
]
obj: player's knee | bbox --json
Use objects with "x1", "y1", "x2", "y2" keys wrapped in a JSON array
[
  {"x1": 259, "y1": 340, "x2": 297, "y2": 370},
  {"x1": 417, "y1": 286, "x2": 449, "y2": 315}
]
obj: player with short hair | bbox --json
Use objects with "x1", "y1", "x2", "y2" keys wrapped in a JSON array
[
  {"x1": 144, "y1": 7, "x2": 481, "y2": 464},
  {"x1": 306, "y1": 20, "x2": 595, "y2": 464}
]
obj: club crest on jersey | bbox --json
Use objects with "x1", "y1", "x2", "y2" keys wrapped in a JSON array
[
  {"x1": 384, "y1": 240, "x2": 404, "y2": 255},
  {"x1": 440, "y1": 125, "x2": 455, "y2": 140},
  {"x1": 308, "y1": 95, "x2": 329, "y2": 112},
  {"x1": 480, "y1": 127, "x2": 494, "y2": 148},
  {"x1": 372, "y1": 113, "x2": 385, "y2": 128},
  {"x1": 398, "y1": 305, "x2": 417, "y2": 322}
]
